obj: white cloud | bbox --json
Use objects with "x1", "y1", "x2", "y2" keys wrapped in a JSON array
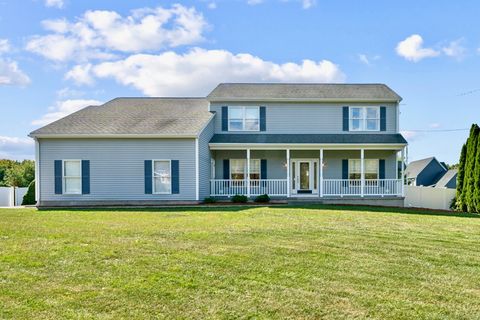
[
  {"x1": 0, "y1": 59, "x2": 31, "y2": 86},
  {"x1": 396, "y1": 34, "x2": 440, "y2": 62},
  {"x1": 358, "y1": 54, "x2": 380, "y2": 66},
  {"x1": 442, "y1": 39, "x2": 466, "y2": 60},
  {"x1": 429, "y1": 123, "x2": 441, "y2": 128},
  {"x1": 301, "y1": 0, "x2": 316, "y2": 9},
  {"x1": 400, "y1": 130, "x2": 422, "y2": 141},
  {"x1": 65, "y1": 64, "x2": 94, "y2": 85},
  {"x1": 26, "y1": 4, "x2": 208, "y2": 62},
  {"x1": 70, "y1": 48, "x2": 345, "y2": 96},
  {"x1": 45, "y1": 0, "x2": 64, "y2": 9},
  {"x1": 32, "y1": 99, "x2": 102, "y2": 126},
  {"x1": 207, "y1": 2, "x2": 217, "y2": 9},
  {"x1": 247, "y1": 0, "x2": 264, "y2": 4},
  {"x1": 0, "y1": 39, "x2": 10, "y2": 54},
  {"x1": 0, "y1": 136, "x2": 34, "y2": 160}
]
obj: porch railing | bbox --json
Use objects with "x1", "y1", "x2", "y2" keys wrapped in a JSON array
[
  {"x1": 210, "y1": 179, "x2": 288, "y2": 197},
  {"x1": 322, "y1": 179, "x2": 402, "y2": 197}
]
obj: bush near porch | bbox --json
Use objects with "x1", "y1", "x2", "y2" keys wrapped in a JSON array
[{"x1": 0, "y1": 206, "x2": 479, "y2": 319}]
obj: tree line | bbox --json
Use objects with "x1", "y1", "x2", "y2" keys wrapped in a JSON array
[
  {"x1": 0, "y1": 159, "x2": 35, "y2": 188},
  {"x1": 454, "y1": 124, "x2": 480, "y2": 213}
]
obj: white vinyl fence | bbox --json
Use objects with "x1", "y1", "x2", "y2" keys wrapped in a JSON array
[
  {"x1": 404, "y1": 185, "x2": 456, "y2": 211},
  {"x1": 0, "y1": 187, "x2": 28, "y2": 207}
]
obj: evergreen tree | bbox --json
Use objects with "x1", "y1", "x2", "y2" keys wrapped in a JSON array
[
  {"x1": 455, "y1": 143, "x2": 467, "y2": 211},
  {"x1": 474, "y1": 130, "x2": 480, "y2": 213},
  {"x1": 464, "y1": 124, "x2": 480, "y2": 212}
]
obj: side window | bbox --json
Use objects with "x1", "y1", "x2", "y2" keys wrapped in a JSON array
[
  {"x1": 63, "y1": 160, "x2": 82, "y2": 194},
  {"x1": 153, "y1": 160, "x2": 171, "y2": 194}
]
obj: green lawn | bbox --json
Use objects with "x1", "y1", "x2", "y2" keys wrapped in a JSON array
[{"x1": 1, "y1": 206, "x2": 480, "y2": 319}]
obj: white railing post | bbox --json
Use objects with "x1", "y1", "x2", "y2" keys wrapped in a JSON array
[
  {"x1": 246, "y1": 149, "x2": 250, "y2": 198},
  {"x1": 320, "y1": 149, "x2": 323, "y2": 198},
  {"x1": 286, "y1": 149, "x2": 290, "y2": 198},
  {"x1": 401, "y1": 147, "x2": 405, "y2": 197},
  {"x1": 360, "y1": 149, "x2": 365, "y2": 197}
]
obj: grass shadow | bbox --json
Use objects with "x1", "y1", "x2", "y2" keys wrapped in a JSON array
[{"x1": 280, "y1": 204, "x2": 479, "y2": 219}]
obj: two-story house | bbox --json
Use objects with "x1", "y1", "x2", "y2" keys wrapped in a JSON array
[{"x1": 30, "y1": 83, "x2": 407, "y2": 207}]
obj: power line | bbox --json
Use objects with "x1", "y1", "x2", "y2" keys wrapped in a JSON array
[{"x1": 402, "y1": 128, "x2": 469, "y2": 132}]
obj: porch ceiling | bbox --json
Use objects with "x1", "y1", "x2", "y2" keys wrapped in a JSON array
[{"x1": 209, "y1": 134, "x2": 407, "y2": 150}]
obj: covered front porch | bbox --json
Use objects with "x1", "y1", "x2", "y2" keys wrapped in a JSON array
[{"x1": 209, "y1": 147, "x2": 406, "y2": 199}]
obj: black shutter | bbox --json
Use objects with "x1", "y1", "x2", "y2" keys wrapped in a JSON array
[
  {"x1": 144, "y1": 160, "x2": 152, "y2": 194},
  {"x1": 343, "y1": 106, "x2": 349, "y2": 131},
  {"x1": 81, "y1": 160, "x2": 90, "y2": 194},
  {"x1": 379, "y1": 159, "x2": 386, "y2": 179},
  {"x1": 223, "y1": 159, "x2": 230, "y2": 179},
  {"x1": 261, "y1": 159, "x2": 267, "y2": 179},
  {"x1": 260, "y1": 106, "x2": 266, "y2": 131},
  {"x1": 342, "y1": 159, "x2": 348, "y2": 179},
  {"x1": 380, "y1": 106, "x2": 386, "y2": 131},
  {"x1": 54, "y1": 160, "x2": 62, "y2": 194},
  {"x1": 171, "y1": 160, "x2": 179, "y2": 194},
  {"x1": 221, "y1": 106, "x2": 228, "y2": 131}
]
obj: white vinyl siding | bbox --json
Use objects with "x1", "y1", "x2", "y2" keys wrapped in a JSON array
[{"x1": 63, "y1": 160, "x2": 81, "y2": 194}]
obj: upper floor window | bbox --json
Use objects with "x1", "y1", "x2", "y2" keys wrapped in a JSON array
[
  {"x1": 63, "y1": 160, "x2": 81, "y2": 194},
  {"x1": 153, "y1": 160, "x2": 171, "y2": 194},
  {"x1": 350, "y1": 107, "x2": 380, "y2": 131},
  {"x1": 228, "y1": 106, "x2": 260, "y2": 131}
]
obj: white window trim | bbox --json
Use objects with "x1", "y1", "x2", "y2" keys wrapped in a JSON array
[
  {"x1": 229, "y1": 159, "x2": 261, "y2": 180},
  {"x1": 348, "y1": 159, "x2": 379, "y2": 179},
  {"x1": 62, "y1": 159, "x2": 82, "y2": 195},
  {"x1": 152, "y1": 159, "x2": 172, "y2": 195},
  {"x1": 349, "y1": 106, "x2": 380, "y2": 132},
  {"x1": 228, "y1": 106, "x2": 260, "y2": 132}
]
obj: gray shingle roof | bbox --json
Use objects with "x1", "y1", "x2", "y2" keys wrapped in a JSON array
[
  {"x1": 210, "y1": 134, "x2": 407, "y2": 144},
  {"x1": 435, "y1": 169, "x2": 458, "y2": 188},
  {"x1": 30, "y1": 98, "x2": 213, "y2": 137},
  {"x1": 207, "y1": 83, "x2": 402, "y2": 102}
]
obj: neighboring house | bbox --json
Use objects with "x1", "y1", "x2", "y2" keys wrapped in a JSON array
[
  {"x1": 30, "y1": 83, "x2": 408, "y2": 207},
  {"x1": 434, "y1": 169, "x2": 458, "y2": 189},
  {"x1": 405, "y1": 157, "x2": 448, "y2": 187}
]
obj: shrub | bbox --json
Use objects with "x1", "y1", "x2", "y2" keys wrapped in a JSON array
[
  {"x1": 22, "y1": 180, "x2": 36, "y2": 205},
  {"x1": 231, "y1": 194, "x2": 248, "y2": 203},
  {"x1": 203, "y1": 197, "x2": 217, "y2": 204},
  {"x1": 254, "y1": 194, "x2": 270, "y2": 203}
]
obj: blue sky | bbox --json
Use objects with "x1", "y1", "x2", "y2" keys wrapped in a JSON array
[{"x1": 0, "y1": 0, "x2": 478, "y2": 164}]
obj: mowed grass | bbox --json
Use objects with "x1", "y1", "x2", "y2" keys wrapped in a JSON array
[{"x1": 1, "y1": 206, "x2": 480, "y2": 319}]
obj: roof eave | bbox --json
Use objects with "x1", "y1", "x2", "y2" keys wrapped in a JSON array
[
  {"x1": 30, "y1": 133, "x2": 199, "y2": 139},
  {"x1": 207, "y1": 98, "x2": 401, "y2": 103}
]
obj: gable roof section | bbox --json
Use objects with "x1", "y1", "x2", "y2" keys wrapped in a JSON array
[
  {"x1": 207, "y1": 83, "x2": 402, "y2": 102},
  {"x1": 30, "y1": 98, "x2": 213, "y2": 138},
  {"x1": 405, "y1": 157, "x2": 448, "y2": 179},
  {"x1": 210, "y1": 134, "x2": 407, "y2": 145},
  {"x1": 435, "y1": 169, "x2": 458, "y2": 188}
]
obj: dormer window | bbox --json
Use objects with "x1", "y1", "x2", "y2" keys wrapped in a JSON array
[
  {"x1": 228, "y1": 106, "x2": 260, "y2": 131},
  {"x1": 350, "y1": 107, "x2": 380, "y2": 131}
]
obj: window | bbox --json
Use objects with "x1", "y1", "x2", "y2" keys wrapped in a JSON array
[
  {"x1": 153, "y1": 160, "x2": 171, "y2": 194},
  {"x1": 350, "y1": 107, "x2": 380, "y2": 131},
  {"x1": 349, "y1": 159, "x2": 379, "y2": 180},
  {"x1": 228, "y1": 106, "x2": 260, "y2": 131},
  {"x1": 63, "y1": 160, "x2": 81, "y2": 194},
  {"x1": 230, "y1": 159, "x2": 261, "y2": 180}
]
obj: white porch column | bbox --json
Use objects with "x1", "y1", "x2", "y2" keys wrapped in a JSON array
[
  {"x1": 401, "y1": 147, "x2": 405, "y2": 197},
  {"x1": 319, "y1": 149, "x2": 324, "y2": 198},
  {"x1": 246, "y1": 149, "x2": 251, "y2": 197},
  {"x1": 286, "y1": 149, "x2": 290, "y2": 197},
  {"x1": 360, "y1": 148, "x2": 365, "y2": 197}
]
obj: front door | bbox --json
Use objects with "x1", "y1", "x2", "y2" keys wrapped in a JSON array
[{"x1": 291, "y1": 159, "x2": 318, "y2": 195}]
